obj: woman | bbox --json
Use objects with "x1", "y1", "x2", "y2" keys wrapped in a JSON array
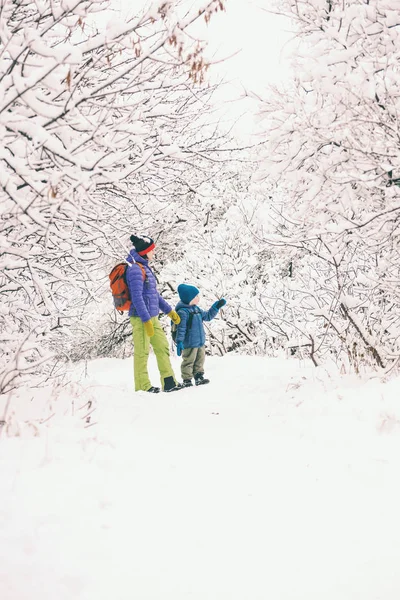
[{"x1": 126, "y1": 234, "x2": 181, "y2": 393}]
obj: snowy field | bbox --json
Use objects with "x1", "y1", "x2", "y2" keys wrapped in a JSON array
[{"x1": 1, "y1": 354, "x2": 400, "y2": 600}]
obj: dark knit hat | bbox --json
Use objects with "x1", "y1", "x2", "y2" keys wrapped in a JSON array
[
  {"x1": 130, "y1": 234, "x2": 155, "y2": 256},
  {"x1": 177, "y1": 283, "x2": 200, "y2": 305}
]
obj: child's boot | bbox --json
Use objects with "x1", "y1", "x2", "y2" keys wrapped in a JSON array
[
  {"x1": 182, "y1": 379, "x2": 193, "y2": 387},
  {"x1": 194, "y1": 373, "x2": 210, "y2": 386}
]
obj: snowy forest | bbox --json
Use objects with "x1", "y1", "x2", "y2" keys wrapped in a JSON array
[
  {"x1": 2, "y1": 2, "x2": 400, "y2": 598},
  {"x1": 2, "y1": 0, "x2": 400, "y2": 398},
  {"x1": 1, "y1": 0, "x2": 400, "y2": 394}
]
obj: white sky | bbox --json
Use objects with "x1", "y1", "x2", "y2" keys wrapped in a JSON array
[
  {"x1": 199, "y1": 0, "x2": 294, "y2": 138},
  {"x1": 111, "y1": 0, "x2": 293, "y2": 89},
  {"x1": 202, "y1": 0, "x2": 293, "y2": 90},
  {"x1": 108, "y1": 0, "x2": 294, "y2": 138}
]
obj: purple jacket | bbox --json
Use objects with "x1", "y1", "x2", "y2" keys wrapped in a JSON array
[{"x1": 125, "y1": 249, "x2": 172, "y2": 321}]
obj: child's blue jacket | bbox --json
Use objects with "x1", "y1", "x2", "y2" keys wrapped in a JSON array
[{"x1": 175, "y1": 301, "x2": 219, "y2": 348}]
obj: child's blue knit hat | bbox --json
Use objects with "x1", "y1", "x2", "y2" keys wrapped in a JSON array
[{"x1": 178, "y1": 284, "x2": 199, "y2": 305}]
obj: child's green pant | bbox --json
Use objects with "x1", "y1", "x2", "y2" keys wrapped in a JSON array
[
  {"x1": 181, "y1": 346, "x2": 206, "y2": 380},
  {"x1": 130, "y1": 316, "x2": 176, "y2": 391}
]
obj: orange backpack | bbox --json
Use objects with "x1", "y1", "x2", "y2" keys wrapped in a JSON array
[{"x1": 109, "y1": 262, "x2": 146, "y2": 314}]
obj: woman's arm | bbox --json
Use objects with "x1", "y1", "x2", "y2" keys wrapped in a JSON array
[
  {"x1": 126, "y1": 264, "x2": 151, "y2": 322},
  {"x1": 158, "y1": 293, "x2": 172, "y2": 315}
]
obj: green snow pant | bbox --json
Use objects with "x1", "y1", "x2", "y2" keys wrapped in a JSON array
[
  {"x1": 181, "y1": 346, "x2": 206, "y2": 380},
  {"x1": 130, "y1": 316, "x2": 177, "y2": 392}
]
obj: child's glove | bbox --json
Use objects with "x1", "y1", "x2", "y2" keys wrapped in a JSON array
[
  {"x1": 143, "y1": 320, "x2": 155, "y2": 337},
  {"x1": 177, "y1": 342, "x2": 184, "y2": 357},
  {"x1": 168, "y1": 310, "x2": 181, "y2": 325},
  {"x1": 213, "y1": 298, "x2": 227, "y2": 310}
]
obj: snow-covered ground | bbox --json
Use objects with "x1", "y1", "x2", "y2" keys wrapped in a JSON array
[{"x1": 1, "y1": 354, "x2": 400, "y2": 599}]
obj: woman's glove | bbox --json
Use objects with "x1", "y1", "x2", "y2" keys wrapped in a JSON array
[
  {"x1": 143, "y1": 320, "x2": 155, "y2": 337},
  {"x1": 177, "y1": 342, "x2": 184, "y2": 357},
  {"x1": 213, "y1": 298, "x2": 227, "y2": 310},
  {"x1": 168, "y1": 310, "x2": 181, "y2": 325}
]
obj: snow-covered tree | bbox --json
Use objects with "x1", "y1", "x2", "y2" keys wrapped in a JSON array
[
  {"x1": 254, "y1": 0, "x2": 400, "y2": 371},
  {"x1": 0, "y1": 0, "x2": 227, "y2": 393}
]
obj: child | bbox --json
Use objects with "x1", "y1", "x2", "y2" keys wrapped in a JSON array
[{"x1": 174, "y1": 283, "x2": 226, "y2": 387}]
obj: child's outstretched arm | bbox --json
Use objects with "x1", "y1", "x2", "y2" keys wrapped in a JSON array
[{"x1": 201, "y1": 298, "x2": 227, "y2": 322}]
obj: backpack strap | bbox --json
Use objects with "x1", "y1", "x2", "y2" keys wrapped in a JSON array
[
  {"x1": 137, "y1": 262, "x2": 146, "y2": 282},
  {"x1": 177, "y1": 308, "x2": 195, "y2": 330},
  {"x1": 129, "y1": 261, "x2": 146, "y2": 282}
]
